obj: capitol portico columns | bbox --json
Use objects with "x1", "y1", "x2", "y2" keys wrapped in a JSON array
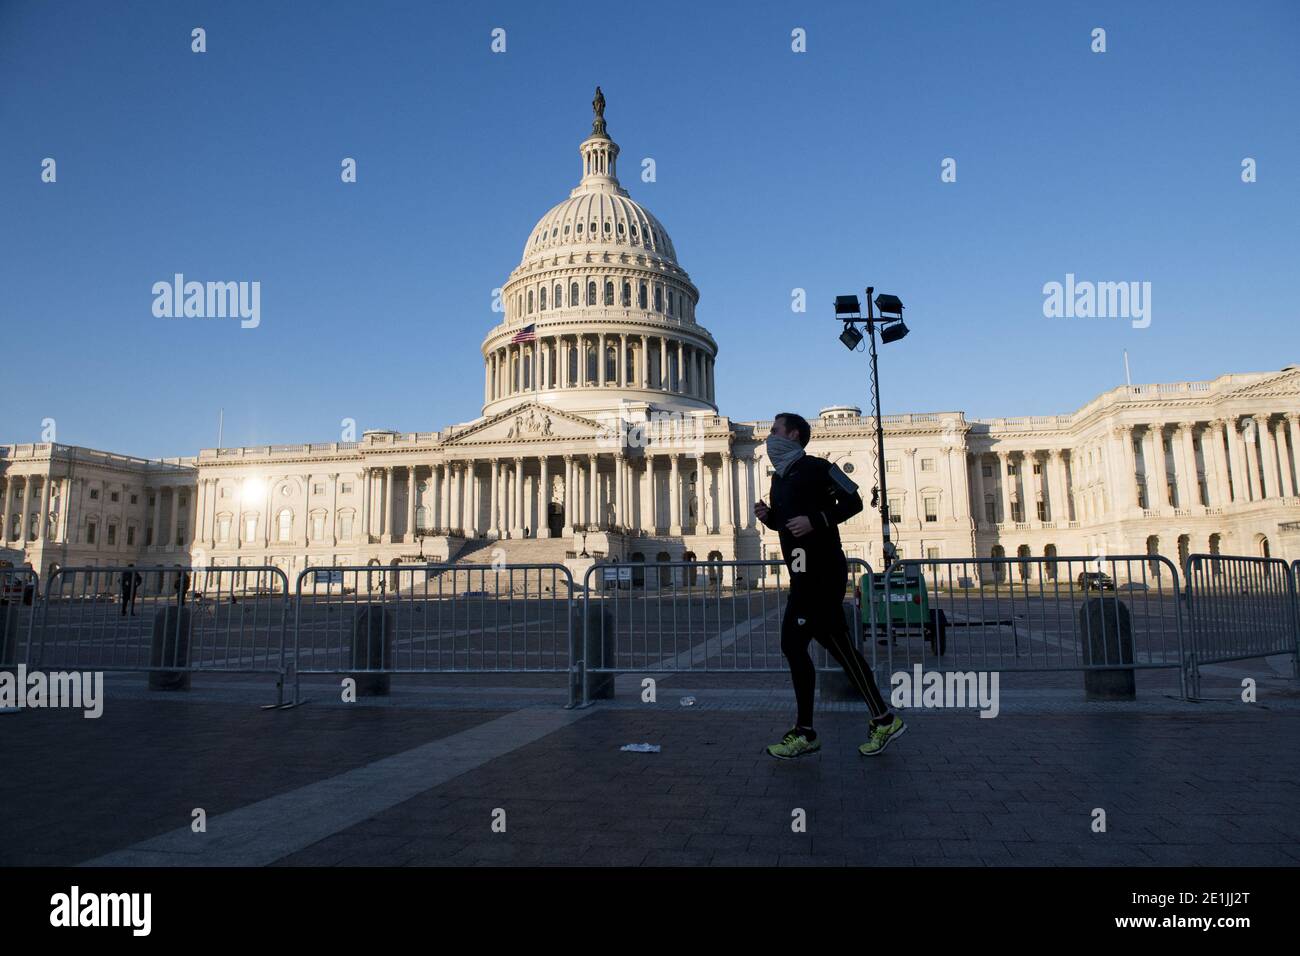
[
  {"x1": 1279, "y1": 417, "x2": 1297, "y2": 498},
  {"x1": 1260, "y1": 416, "x2": 1281, "y2": 499},
  {"x1": 996, "y1": 452, "x2": 1012, "y2": 525},
  {"x1": 512, "y1": 457, "x2": 524, "y2": 536},
  {"x1": 405, "y1": 467, "x2": 416, "y2": 542},
  {"x1": 489, "y1": 459, "x2": 500, "y2": 537},
  {"x1": 721, "y1": 452, "x2": 735, "y2": 531},
  {"x1": 1149, "y1": 426, "x2": 1170, "y2": 512},
  {"x1": 539, "y1": 456, "x2": 551, "y2": 537},
  {"x1": 669, "y1": 454, "x2": 682, "y2": 535}
]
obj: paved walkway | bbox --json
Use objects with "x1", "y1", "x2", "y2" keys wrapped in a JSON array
[{"x1": 2, "y1": 664, "x2": 1297, "y2": 867}]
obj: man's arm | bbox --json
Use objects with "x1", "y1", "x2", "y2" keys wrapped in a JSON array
[{"x1": 812, "y1": 462, "x2": 864, "y2": 529}]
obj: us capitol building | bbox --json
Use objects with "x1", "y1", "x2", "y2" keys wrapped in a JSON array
[{"x1": 5, "y1": 93, "x2": 1300, "y2": 585}]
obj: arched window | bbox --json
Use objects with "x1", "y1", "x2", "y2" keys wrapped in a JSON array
[
  {"x1": 554, "y1": 283, "x2": 562, "y2": 308},
  {"x1": 577, "y1": 221, "x2": 583, "y2": 234},
  {"x1": 586, "y1": 344, "x2": 598, "y2": 383},
  {"x1": 654, "y1": 286, "x2": 663, "y2": 312},
  {"x1": 311, "y1": 512, "x2": 325, "y2": 541},
  {"x1": 415, "y1": 506, "x2": 428, "y2": 531},
  {"x1": 604, "y1": 281, "x2": 614, "y2": 306},
  {"x1": 668, "y1": 291, "x2": 675, "y2": 315},
  {"x1": 570, "y1": 282, "x2": 579, "y2": 305},
  {"x1": 523, "y1": 353, "x2": 532, "y2": 389},
  {"x1": 587, "y1": 281, "x2": 597, "y2": 305},
  {"x1": 626, "y1": 349, "x2": 636, "y2": 384},
  {"x1": 606, "y1": 346, "x2": 617, "y2": 382},
  {"x1": 527, "y1": 290, "x2": 534, "y2": 313},
  {"x1": 568, "y1": 343, "x2": 578, "y2": 384},
  {"x1": 277, "y1": 509, "x2": 292, "y2": 543},
  {"x1": 638, "y1": 283, "x2": 647, "y2": 309},
  {"x1": 539, "y1": 286, "x2": 547, "y2": 311},
  {"x1": 622, "y1": 282, "x2": 631, "y2": 307}
]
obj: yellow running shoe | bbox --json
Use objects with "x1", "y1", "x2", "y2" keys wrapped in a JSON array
[
  {"x1": 859, "y1": 716, "x2": 907, "y2": 756},
  {"x1": 766, "y1": 728, "x2": 821, "y2": 760}
]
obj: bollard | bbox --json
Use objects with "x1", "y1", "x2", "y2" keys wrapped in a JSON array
[
  {"x1": 149, "y1": 606, "x2": 192, "y2": 690},
  {"x1": 572, "y1": 601, "x2": 616, "y2": 702},
  {"x1": 1080, "y1": 596, "x2": 1136, "y2": 700},
  {"x1": 0, "y1": 599, "x2": 18, "y2": 672},
  {"x1": 351, "y1": 605, "x2": 394, "y2": 696}
]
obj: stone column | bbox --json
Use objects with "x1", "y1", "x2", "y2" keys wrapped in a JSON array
[
  {"x1": 561, "y1": 456, "x2": 574, "y2": 535},
  {"x1": 169, "y1": 485, "x2": 181, "y2": 551},
  {"x1": 510, "y1": 457, "x2": 522, "y2": 536},
  {"x1": 721, "y1": 451, "x2": 735, "y2": 530},
  {"x1": 1045, "y1": 450, "x2": 1063, "y2": 523},
  {"x1": 695, "y1": 454, "x2": 708, "y2": 533},
  {"x1": 300, "y1": 474, "x2": 311, "y2": 547},
  {"x1": 1288, "y1": 414, "x2": 1300, "y2": 497},
  {"x1": 1117, "y1": 425, "x2": 1139, "y2": 513},
  {"x1": 1149, "y1": 427, "x2": 1170, "y2": 511},
  {"x1": 405, "y1": 467, "x2": 416, "y2": 542},
  {"x1": 1020, "y1": 452, "x2": 1038, "y2": 525},
  {"x1": 151, "y1": 484, "x2": 163, "y2": 548},
  {"x1": 329, "y1": 474, "x2": 339, "y2": 545},
  {"x1": 588, "y1": 454, "x2": 599, "y2": 529},
  {"x1": 539, "y1": 456, "x2": 551, "y2": 537},
  {"x1": 971, "y1": 454, "x2": 985, "y2": 528},
  {"x1": 675, "y1": 341, "x2": 683, "y2": 392},
  {"x1": 1178, "y1": 423, "x2": 1200, "y2": 507},
  {"x1": 669, "y1": 454, "x2": 682, "y2": 535},
  {"x1": 598, "y1": 333, "x2": 606, "y2": 387},
  {"x1": 619, "y1": 335, "x2": 628, "y2": 388},
  {"x1": 995, "y1": 452, "x2": 1012, "y2": 525},
  {"x1": 380, "y1": 467, "x2": 393, "y2": 542},
  {"x1": 614, "y1": 454, "x2": 625, "y2": 528},
  {"x1": 1225, "y1": 418, "x2": 1246, "y2": 502},
  {"x1": 1206, "y1": 420, "x2": 1229, "y2": 507},
  {"x1": 0, "y1": 477, "x2": 13, "y2": 543},
  {"x1": 644, "y1": 454, "x2": 657, "y2": 533},
  {"x1": 489, "y1": 459, "x2": 500, "y2": 537},
  {"x1": 659, "y1": 338, "x2": 667, "y2": 389},
  {"x1": 1260, "y1": 417, "x2": 1281, "y2": 499},
  {"x1": 37, "y1": 476, "x2": 51, "y2": 542},
  {"x1": 1242, "y1": 419, "x2": 1261, "y2": 501},
  {"x1": 639, "y1": 336, "x2": 649, "y2": 389}
]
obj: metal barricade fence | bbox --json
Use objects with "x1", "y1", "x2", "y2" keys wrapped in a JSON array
[
  {"x1": 0, "y1": 567, "x2": 40, "y2": 668},
  {"x1": 292, "y1": 563, "x2": 576, "y2": 705},
  {"x1": 577, "y1": 558, "x2": 873, "y2": 705},
  {"x1": 35, "y1": 566, "x2": 290, "y2": 699},
  {"x1": 877, "y1": 554, "x2": 1187, "y2": 697},
  {"x1": 1183, "y1": 553, "x2": 1299, "y2": 696}
]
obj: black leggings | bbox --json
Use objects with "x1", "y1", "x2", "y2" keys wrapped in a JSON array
[{"x1": 781, "y1": 567, "x2": 890, "y2": 727}]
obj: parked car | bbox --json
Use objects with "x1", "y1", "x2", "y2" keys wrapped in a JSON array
[
  {"x1": 1077, "y1": 571, "x2": 1116, "y2": 592},
  {"x1": 1118, "y1": 581, "x2": 1150, "y2": 592}
]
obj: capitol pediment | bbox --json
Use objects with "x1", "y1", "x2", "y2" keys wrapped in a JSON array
[
  {"x1": 1228, "y1": 367, "x2": 1300, "y2": 399},
  {"x1": 440, "y1": 402, "x2": 608, "y2": 447}
]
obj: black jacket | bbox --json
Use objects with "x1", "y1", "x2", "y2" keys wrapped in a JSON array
[{"x1": 760, "y1": 453, "x2": 863, "y2": 575}]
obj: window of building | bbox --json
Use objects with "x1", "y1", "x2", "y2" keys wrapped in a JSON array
[
  {"x1": 218, "y1": 488, "x2": 228, "y2": 499},
  {"x1": 924, "y1": 497, "x2": 938, "y2": 522},
  {"x1": 654, "y1": 286, "x2": 663, "y2": 312},
  {"x1": 921, "y1": 458, "x2": 935, "y2": 472},
  {"x1": 1007, "y1": 463, "x2": 1018, "y2": 476},
  {"x1": 1033, "y1": 462, "x2": 1042, "y2": 475},
  {"x1": 982, "y1": 465, "x2": 993, "y2": 478},
  {"x1": 311, "y1": 513, "x2": 325, "y2": 541},
  {"x1": 539, "y1": 286, "x2": 547, "y2": 310},
  {"x1": 130, "y1": 494, "x2": 138, "y2": 505},
  {"x1": 146, "y1": 526, "x2": 154, "y2": 546},
  {"x1": 638, "y1": 283, "x2": 647, "y2": 309},
  {"x1": 127, "y1": 526, "x2": 136, "y2": 546},
  {"x1": 341, "y1": 483, "x2": 353, "y2": 494},
  {"x1": 926, "y1": 547, "x2": 941, "y2": 560},
  {"x1": 179, "y1": 495, "x2": 187, "y2": 509},
  {"x1": 312, "y1": 483, "x2": 324, "y2": 496},
  {"x1": 527, "y1": 290, "x2": 534, "y2": 313},
  {"x1": 887, "y1": 496, "x2": 903, "y2": 520},
  {"x1": 217, "y1": 517, "x2": 231, "y2": 543},
  {"x1": 87, "y1": 522, "x2": 97, "y2": 544},
  {"x1": 244, "y1": 516, "x2": 258, "y2": 542},
  {"x1": 110, "y1": 491, "x2": 120, "y2": 503},
  {"x1": 107, "y1": 523, "x2": 117, "y2": 545},
  {"x1": 89, "y1": 489, "x2": 99, "y2": 500},
  {"x1": 277, "y1": 509, "x2": 292, "y2": 542},
  {"x1": 339, "y1": 513, "x2": 354, "y2": 540},
  {"x1": 587, "y1": 281, "x2": 597, "y2": 305},
  {"x1": 1037, "y1": 500, "x2": 1048, "y2": 521},
  {"x1": 604, "y1": 281, "x2": 614, "y2": 306},
  {"x1": 886, "y1": 460, "x2": 899, "y2": 473},
  {"x1": 554, "y1": 283, "x2": 562, "y2": 307},
  {"x1": 622, "y1": 282, "x2": 631, "y2": 307},
  {"x1": 415, "y1": 506, "x2": 428, "y2": 531},
  {"x1": 570, "y1": 282, "x2": 579, "y2": 305},
  {"x1": 176, "y1": 524, "x2": 186, "y2": 546}
]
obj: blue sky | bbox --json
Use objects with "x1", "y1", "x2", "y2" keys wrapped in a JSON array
[{"x1": 2, "y1": 0, "x2": 1296, "y2": 458}]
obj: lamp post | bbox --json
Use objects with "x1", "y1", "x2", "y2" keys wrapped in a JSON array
[{"x1": 834, "y1": 287, "x2": 909, "y2": 568}]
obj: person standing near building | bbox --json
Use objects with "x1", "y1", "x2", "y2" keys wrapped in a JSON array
[
  {"x1": 755, "y1": 412, "x2": 906, "y2": 759},
  {"x1": 120, "y1": 564, "x2": 142, "y2": 617}
]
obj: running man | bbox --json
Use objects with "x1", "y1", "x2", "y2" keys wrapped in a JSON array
[{"x1": 756, "y1": 412, "x2": 906, "y2": 759}]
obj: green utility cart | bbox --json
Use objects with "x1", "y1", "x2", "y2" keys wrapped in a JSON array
[{"x1": 856, "y1": 565, "x2": 947, "y2": 655}]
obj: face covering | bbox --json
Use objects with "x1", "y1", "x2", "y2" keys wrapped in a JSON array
[{"x1": 766, "y1": 434, "x2": 805, "y2": 478}]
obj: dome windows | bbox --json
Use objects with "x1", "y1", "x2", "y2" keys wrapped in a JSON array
[
  {"x1": 617, "y1": 222, "x2": 625, "y2": 237},
  {"x1": 576, "y1": 222, "x2": 583, "y2": 235},
  {"x1": 604, "y1": 281, "x2": 614, "y2": 306},
  {"x1": 554, "y1": 283, "x2": 563, "y2": 307},
  {"x1": 638, "y1": 282, "x2": 647, "y2": 309},
  {"x1": 539, "y1": 286, "x2": 547, "y2": 311},
  {"x1": 587, "y1": 281, "x2": 597, "y2": 305},
  {"x1": 622, "y1": 282, "x2": 631, "y2": 307},
  {"x1": 570, "y1": 281, "x2": 579, "y2": 305},
  {"x1": 603, "y1": 221, "x2": 611, "y2": 235},
  {"x1": 564, "y1": 224, "x2": 570, "y2": 236}
]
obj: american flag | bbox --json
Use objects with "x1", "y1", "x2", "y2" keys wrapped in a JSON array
[{"x1": 511, "y1": 323, "x2": 536, "y2": 344}]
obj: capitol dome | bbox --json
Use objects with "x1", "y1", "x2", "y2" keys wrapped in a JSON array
[{"x1": 481, "y1": 88, "x2": 716, "y2": 419}]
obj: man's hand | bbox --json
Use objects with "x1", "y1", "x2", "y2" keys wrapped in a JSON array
[
  {"x1": 754, "y1": 500, "x2": 770, "y2": 522},
  {"x1": 785, "y1": 515, "x2": 814, "y2": 537}
]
